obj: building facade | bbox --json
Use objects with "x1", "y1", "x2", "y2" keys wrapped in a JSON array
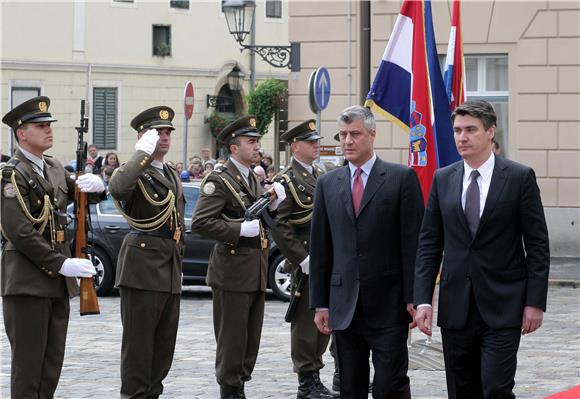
[
  {"x1": 287, "y1": 0, "x2": 579, "y2": 256},
  {"x1": 1, "y1": 0, "x2": 289, "y2": 165}
]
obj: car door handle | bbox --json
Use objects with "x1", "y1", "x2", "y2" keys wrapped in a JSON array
[{"x1": 104, "y1": 225, "x2": 121, "y2": 231}]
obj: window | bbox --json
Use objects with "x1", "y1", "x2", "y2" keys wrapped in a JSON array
[
  {"x1": 11, "y1": 87, "x2": 41, "y2": 109},
  {"x1": 266, "y1": 0, "x2": 281, "y2": 18},
  {"x1": 113, "y1": 0, "x2": 134, "y2": 2},
  {"x1": 216, "y1": 85, "x2": 235, "y2": 115},
  {"x1": 153, "y1": 25, "x2": 171, "y2": 56},
  {"x1": 465, "y1": 55, "x2": 509, "y2": 156},
  {"x1": 170, "y1": 0, "x2": 189, "y2": 9},
  {"x1": 93, "y1": 88, "x2": 118, "y2": 150}
]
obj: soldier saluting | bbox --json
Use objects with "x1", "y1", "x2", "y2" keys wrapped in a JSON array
[
  {"x1": 270, "y1": 120, "x2": 336, "y2": 399},
  {"x1": 191, "y1": 115, "x2": 285, "y2": 399},
  {"x1": 1, "y1": 96, "x2": 105, "y2": 398},
  {"x1": 108, "y1": 106, "x2": 185, "y2": 399}
]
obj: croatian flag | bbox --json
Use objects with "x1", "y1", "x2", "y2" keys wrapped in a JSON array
[
  {"x1": 365, "y1": 0, "x2": 460, "y2": 202},
  {"x1": 444, "y1": 0, "x2": 466, "y2": 110}
]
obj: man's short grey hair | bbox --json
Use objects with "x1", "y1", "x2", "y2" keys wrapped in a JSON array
[{"x1": 337, "y1": 105, "x2": 376, "y2": 132}]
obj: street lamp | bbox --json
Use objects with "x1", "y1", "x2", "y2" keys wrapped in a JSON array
[
  {"x1": 207, "y1": 64, "x2": 246, "y2": 108},
  {"x1": 222, "y1": 0, "x2": 300, "y2": 71}
]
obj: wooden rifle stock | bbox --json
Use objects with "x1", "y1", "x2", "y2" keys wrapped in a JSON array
[{"x1": 75, "y1": 100, "x2": 100, "y2": 316}]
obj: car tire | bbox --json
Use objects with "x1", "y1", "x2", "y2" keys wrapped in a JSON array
[
  {"x1": 268, "y1": 253, "x2": 291, "y2": 302},
  {"x1": 90, "y1": 246, "x2": 116, "y2": 296}
]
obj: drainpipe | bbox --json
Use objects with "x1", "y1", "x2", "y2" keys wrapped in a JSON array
[{"x1": 359, "y1": 0, "x2": 371, "y2": 105}]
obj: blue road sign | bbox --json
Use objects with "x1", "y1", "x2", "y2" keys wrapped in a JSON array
[{"x1": 313, "y1": 67, "x2": 331, "y2": 111}]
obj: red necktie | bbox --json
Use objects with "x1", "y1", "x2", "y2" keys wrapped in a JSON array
[{"x1": 352, "y1": 167, "x2": 364, "y2": 216}]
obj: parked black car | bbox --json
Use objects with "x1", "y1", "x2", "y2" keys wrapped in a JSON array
[{"x1": 68, "y1": 182, "x2": 291, "y2": 301}]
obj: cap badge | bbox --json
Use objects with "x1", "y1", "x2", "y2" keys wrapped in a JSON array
[
  {"x1": 38, "y1": 102, "x2": 48, "y2": 112},
  {"x1": 309, "y1": 121, "x2": 316, "y2": 130},
  {"x1": 249, "y1": 118, "x2": 256, "y2": 127},
  {"x1": 159, "y1": 110, "x2": 169, "y2": 120}
]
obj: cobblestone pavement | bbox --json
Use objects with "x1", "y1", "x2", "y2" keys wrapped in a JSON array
[{"x1": 1, "y1": 286, "x2": 578, "y2": 399}]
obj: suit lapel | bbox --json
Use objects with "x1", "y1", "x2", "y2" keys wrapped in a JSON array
[
  {"x1": 357, "y1": 159, "x2": 387, "y2": 216},
  {"x1": 337, "y1": 166, "x2": 355, "y2": 224},
  {"x1": 452, "y1": 163, "x2": 471, "y2": 237},
  {"x1": 476, "y1": 158, "x2": 508, "y2": 237},
  {"x1": 149, "y1": 165, "x2": 173, "y2": 191}
]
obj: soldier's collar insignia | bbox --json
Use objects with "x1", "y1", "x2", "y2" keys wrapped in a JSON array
[
  {"x1": 159, "y1": 110, "x2": 169, "y2": 120},
  {"x1": 38, "y1": 101, "x2": 48, "y2": 112},
  {"x1": 249, "y1": 118, "x2": 256, "y2": 127}
]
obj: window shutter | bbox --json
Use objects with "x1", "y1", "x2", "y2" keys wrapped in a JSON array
[{"x1": 93, "y1": 88, "x2": 118, "y2": 149}]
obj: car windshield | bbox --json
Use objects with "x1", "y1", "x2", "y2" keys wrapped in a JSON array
[{"x1": 98, "y1": 185, "x2": 199, "y2": 220}]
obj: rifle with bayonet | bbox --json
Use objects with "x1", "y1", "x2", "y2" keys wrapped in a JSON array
[{"x1": 74, "y1": 100, "x2": 100, "y2": 316}]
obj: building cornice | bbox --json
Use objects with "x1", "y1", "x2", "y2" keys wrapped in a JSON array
[{"x1": 0, "y1": 59, "x2": 219, "y2": 77}]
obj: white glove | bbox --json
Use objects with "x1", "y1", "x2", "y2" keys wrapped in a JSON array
[
  {"x1": 76, "y1": 173, "x2": 105, "y2": 193},
  {"x1": 59, "y1": 258, "x2": 97, "y2": 278},
  {"x1": 268, "y1": 182, "x2": 286, "y2": 211},
  {"x1": 135, "y1": 129, "x2": 159, "y2": 155},
  {"x1": 240, "y1": 219, "x2": 260, "y2": 237},
  {"x1": 299, "y1": 255, "x2": 310, "y2": 275}
]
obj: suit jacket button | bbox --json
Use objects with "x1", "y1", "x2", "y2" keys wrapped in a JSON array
[
  {"x1": 230, "y1": 249, "x2": 235, "y2": 254},
  {"x1": 140, "y1": 243, "x2": 146, "y2": 248},
  {"x1": 48, "y1": 271, "x2": 53, "y2": 276},
  {"x1": 303, "y1": 241, "x2": 308, "y2": 245}
]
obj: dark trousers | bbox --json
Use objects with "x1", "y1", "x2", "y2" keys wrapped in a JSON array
[
  {"x1": 212, "y1": 289, "x2": 265, "y2": 388},
  {"x1": 119, "y1": 287, "x2": 180, "y2": 399},
  {"x1": 334, "y1": 304, "x2": 411, "y2": 399},
  {"x1": 441, "y1": 296, "x2": 521, "y2": 399},
  {"x1": 291, "y1": 278, "x2": 330, "y2": 374},
  {"x1": 3, "y1": 295, "x2": 69, "y2": 399}
]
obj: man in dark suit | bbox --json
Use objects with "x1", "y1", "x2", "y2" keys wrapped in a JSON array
[
  {"x1": 309, "y1": 105, "x2": 424, "y2": 399},
  {"x1": 414, "y1": 100, "x2": 550, "y2": 399}
]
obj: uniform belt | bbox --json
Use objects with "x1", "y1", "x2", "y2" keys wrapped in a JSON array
[
  {"x1": 237, "y1": 237, "x2": 263, "y2": 249},
  {"x1": 129, "y1": 228, "x2": 174, "y2": 240}
]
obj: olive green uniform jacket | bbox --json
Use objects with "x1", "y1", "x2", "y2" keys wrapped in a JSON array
[
  {"x1": 191, "y1": 160, "x2": 268, "y2": 292},
  {"x1": 108, "y1": 150, "x2": 185, "y2": 294}
]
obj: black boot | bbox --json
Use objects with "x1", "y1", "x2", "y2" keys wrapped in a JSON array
[
  {"x1": 238, "y1": 381, "x2": 246, "y2": 399},
  {"x1": 313, "y1": 371, "x2": 339, "y2": 398},
  {"x1": 220, "y1": 384, "x2": 241, "y2": 399},
  {"x1": 297, "y1": 373, "x2": 334, "y2": 399},
  {"x1": 332, "y1": 367, "x2": 340, "y2": 393}
]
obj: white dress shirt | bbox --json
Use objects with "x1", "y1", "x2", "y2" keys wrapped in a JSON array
[
  {"x1": 461, "y1": 153, "x2": 495, "y2": 218},
  {"x1": 294, "y1": 157, "x2": 313, "y2": 174},
  {"x1": 229, "y1": 156, "x2": 252, "y2": 186},
  {"x1": 348, "y1": 153, "x2": 377, "y2": 190}
]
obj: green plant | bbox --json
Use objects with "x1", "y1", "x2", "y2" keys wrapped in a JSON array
[
  {"x1": 246, "y1": 79, "x2": 287, "y2": 136},
  {"x1": 207, "y1": 111, "x2": 234, "y2": 138}
]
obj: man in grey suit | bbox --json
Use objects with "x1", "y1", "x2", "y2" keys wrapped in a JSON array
[{"x1": 309, "y1": 105, "x2": 424, "y2": 399}]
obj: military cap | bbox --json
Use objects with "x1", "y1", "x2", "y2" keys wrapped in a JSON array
[
  {"x1": 2, "y1": 96, "x2": 58, "y2": 130},
  {"x1": 218, "y1": 115, "x2": 261, "y2": 145},
  {"x1": 131, "y1": 106, "x2": 175, "y2": 132},
  {"x1": 280, "y1": 119, "x2": 321, "y2": 143}
]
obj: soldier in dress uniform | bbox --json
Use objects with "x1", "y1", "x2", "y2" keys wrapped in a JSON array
[
  {"x1": 191, "y1": 115, "x2": 285, "y2": 399},
  {"x1": 108, "y1": 106, "x2": 185, "y2": 399},
  {"x1": 1, "y1": 96, "x2": 105, "y2": 398},
  {"x1": 270, "y1": 120, "x2": 336, "y2": 399}
]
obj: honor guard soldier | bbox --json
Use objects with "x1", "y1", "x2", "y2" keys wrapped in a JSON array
[
  {"x1": 270, "y1": 120, "x2": 336, "y2": 399},
  {"x1": 108, "y1": 106, "x2": 185, "y2": 399},
  {"x1": 1, "y1": 96, "x2": 105, "y2": 398},
  {"x1": 191, "y1": 115, "x2": 285, "y2": 399}
]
